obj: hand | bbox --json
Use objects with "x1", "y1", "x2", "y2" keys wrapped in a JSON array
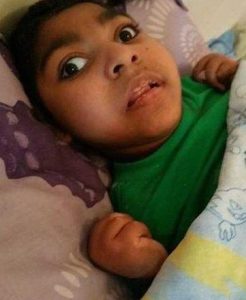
[
  {"x1": 192, "y1": 53, "x2": 239, "y2": 91},
  {"x1": 88, "y1": 213, "x2": 167, "y2": 278}
]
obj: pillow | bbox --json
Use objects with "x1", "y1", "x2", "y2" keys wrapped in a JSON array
[
  {"x1": 126, "y1": 0, "x2": 210, "y2": 74},
  {"x1": 0, "y1": 38, "x2": 131, "y2": 300}
]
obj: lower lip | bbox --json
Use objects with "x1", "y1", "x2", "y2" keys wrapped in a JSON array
[{"x1": 127, "y1": 86, "x2": 163, "y2": 111}]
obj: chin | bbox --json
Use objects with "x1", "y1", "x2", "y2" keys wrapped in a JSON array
[
  {"x1": 102, "y1": 116, "x2": 181, "y2": 160},
  {"x1": 144, "y1": 116, "x2": 181, "y2": 142},
  {"x1": 107, "y1": 136, "x2": 168, "y2": 161}
]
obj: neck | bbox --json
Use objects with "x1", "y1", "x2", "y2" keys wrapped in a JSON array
[{"x1": 104, "y1": 138, "x2": 166, "y2": 162}]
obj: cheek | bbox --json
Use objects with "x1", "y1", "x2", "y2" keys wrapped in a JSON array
[
  {"x1": 57, "y1": 94, "x2": 100, "y2": 128},
  {"x1": 54, "y1": 90, "x2": 117, "y2": 139},
  {"x1": 42, "y1": 79, "x2": 101, "y2": 117},
  {"x1": 143, "y1": 41, "x2": 178, "y2": 72}
]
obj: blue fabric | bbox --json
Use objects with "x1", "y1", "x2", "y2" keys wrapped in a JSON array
[{"x1": 209, "y1": 30, "x2": 236, "y2": 58}]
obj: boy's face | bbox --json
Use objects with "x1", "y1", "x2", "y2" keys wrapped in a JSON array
[{"x1": 36, "y1": 3, "x2": 181, "y2": 159}]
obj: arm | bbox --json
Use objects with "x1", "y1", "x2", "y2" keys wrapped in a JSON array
[
  {"x1": 192, "y1": 53, "x2": 239, "y2": 91},
  {"x1": 88, "y1": 212, "x2": 167, "y2": 279}
]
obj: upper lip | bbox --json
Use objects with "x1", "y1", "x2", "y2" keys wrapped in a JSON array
[{"x1": 126, "y1": 73, "x2": 163, "y2": 109}]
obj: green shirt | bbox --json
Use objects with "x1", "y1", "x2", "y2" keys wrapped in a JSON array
[{"x1": 110, "y1": 77, "x2": 229, "y2": 252}]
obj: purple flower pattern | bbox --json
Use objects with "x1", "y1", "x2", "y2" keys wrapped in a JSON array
[{"x1": 0, "y1": 100, "x2": 107, "y2": 208}]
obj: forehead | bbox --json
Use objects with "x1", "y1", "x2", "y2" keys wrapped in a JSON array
[
  {"x1": 35, "y1": 2, "x2": 132, "y2": 69},
  {"x1": 38, "y1": 2, "x2": 131, "y2": 40}
]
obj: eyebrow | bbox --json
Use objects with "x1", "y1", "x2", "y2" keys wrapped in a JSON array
[
  {"x1": 97, "y1": 9, "x2": 132, "y2": 25},
  {"x1": 38, "y1": 9, "x2": 132, "y2": 72},
  {"x1": 38, "y1": 34, "x2": 80, "y2": 72}
]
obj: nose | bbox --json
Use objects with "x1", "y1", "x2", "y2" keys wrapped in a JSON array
[{"x1": 104, "y1": 44, "x2": 140, "y2": 79}]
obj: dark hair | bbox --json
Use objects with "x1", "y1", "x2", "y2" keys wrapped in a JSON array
[{"x1": 9, "y1": 0, "x2": 125, "y2": 121}]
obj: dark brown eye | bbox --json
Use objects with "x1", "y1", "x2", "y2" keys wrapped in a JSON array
[
  {"x1": 61, "y1": 57, "x2": 87, "y2": 79},
  {"x1": 118, "y1": 25, "x2": 139, "y2": 43}
]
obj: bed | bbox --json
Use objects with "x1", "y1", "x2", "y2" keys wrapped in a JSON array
[{"x1": 0, "y1": 0, "x2": 246, "y2": 299}]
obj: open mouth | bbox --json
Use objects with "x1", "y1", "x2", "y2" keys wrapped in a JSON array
[{"x1": 127, "y1": 80, "x2": 161, "y2": 109}]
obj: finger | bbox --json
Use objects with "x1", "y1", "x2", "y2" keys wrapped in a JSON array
[
  {"x1": 115, "y1": 220, "x2": 152, "y2": 241},
  {"x1": 205, "y1": 59, "x2": 225, "y2": 90},
  {"x1": 217, "y1": 61, "x2": 238, "y2": 88},
  {"x1": 89, "y1": 213, "x2": 133, "y2": 242},
  {"x1": 192, "y1": 55, "x2": 211, "y2": 81},
  {"x1": 217, "y1": 64, "x2": 234, "y2": 88}
]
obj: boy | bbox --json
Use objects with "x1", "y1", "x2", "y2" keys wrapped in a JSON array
[{"x1": 10, "y1": 0, "x2": 239, "y2": 281}]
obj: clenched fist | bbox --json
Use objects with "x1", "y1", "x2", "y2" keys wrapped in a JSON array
[
  {"x1": 88, "y1": 213, "x2": 167, "y2": 278},
  {"x1": 193, "y1": 53, "x2": 239, "y2": 91}
]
